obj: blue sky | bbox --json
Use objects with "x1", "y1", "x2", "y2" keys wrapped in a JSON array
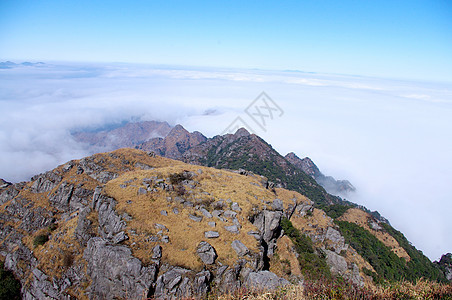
[{"x1": 1, "y1": 0, "x2": 451, "y2": 81}]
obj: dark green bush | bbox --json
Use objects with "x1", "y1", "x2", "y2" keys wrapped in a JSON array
[
  {"x1": 0, "y1": 261, "x2": 21, "y2": 299},
  {"x1": 281, "y1": 217, "x2": 331, "y2": 279},
  {"x1": 33, "y1": 234, "x2": 49, "y2": 247}
]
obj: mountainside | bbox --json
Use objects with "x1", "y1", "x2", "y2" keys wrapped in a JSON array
[
  {"x1": 285, "y1": 152, "x2": 355, "y2": 197},
  {"x1": 0, "y1": 148, "x2": 448, "y2": 299},
  {"x1": 137, "y1": 127, "x2": 344, "y2": 206}
]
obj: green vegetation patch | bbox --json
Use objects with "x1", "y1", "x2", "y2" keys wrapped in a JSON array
[
  {"x1": 317, "y1": 203, "x2": 352, "y2": 219},
  {"x1": 33, "y1": 234, "x2": 49, "y2": 247},
  {"x1": 0, "y1": 261, "x2": 21, "y2": 299},
  {"x1": 381, "y1": 223, "x2": 446, "y2": 282},
  {"x1": 281, "y1": 217, "x2": 331, "y2": 279}
]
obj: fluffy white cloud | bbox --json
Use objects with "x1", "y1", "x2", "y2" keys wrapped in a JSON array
[{"x1": 1, "y1": 62, "x2": 451, "y2": 260}]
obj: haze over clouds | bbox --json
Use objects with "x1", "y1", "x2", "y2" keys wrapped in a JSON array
[{"x1": 0, "y1": 62, "x2": 451, "y2": 261}]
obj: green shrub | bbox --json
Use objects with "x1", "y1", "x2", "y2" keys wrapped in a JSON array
[
  {"x1": 0, "y1": 261, "x2": 21, "y2": 299},
  {"x1": 281, "y1": 217, "x2": 331, "y2": 279},
  {"x1": 33, "y1": 234, "x2": 49, "y2": 247}
]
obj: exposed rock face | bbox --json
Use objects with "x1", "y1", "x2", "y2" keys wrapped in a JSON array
[
  {"x1": 437, "y1": 253, "x2": 452, "y2": 281},
  {"x1": 197, "y1": 241, "x2": 217, "y2": 265},
  {"x1": 84, "y1": 237, "x2": 157, "y2": 299},
  {"x1": 251, "y1": 209, "x2": 283, "y2": 256},
  {"x1": 138, "y1": 124, "x2": 207, "y2": 160},
  {"x1": 245, "y1": 270, "x2": 290, "y2": 290},
  {"x1": 285, "y1": 152, "x2": 355, "y2": 197},
  {"x1": 325, "y1": 250, "x2": 364, "y2": 287},
  {"x1": 154, "y1": 266, "x2": 211, "y2": 299}
]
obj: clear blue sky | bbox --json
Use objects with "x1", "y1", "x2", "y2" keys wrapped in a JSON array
[{"x1": 1, "y1": 0, "x2": 451, "y2": 81}]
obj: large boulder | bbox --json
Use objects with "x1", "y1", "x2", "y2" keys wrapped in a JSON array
[
  {"x1": 83, "y1": 237, "x2": 157, "y2": 299},
  {"x1": 245, "y1": 271, "x2": 289, "y2": 290},
  {"x1": 197, "y1": 241, "x2": 217, "y2": 265}
]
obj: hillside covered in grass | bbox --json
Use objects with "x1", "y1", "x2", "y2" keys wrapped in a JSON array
[{"x1": 0, "y1": 148, "x2": 450, "y2": 299}]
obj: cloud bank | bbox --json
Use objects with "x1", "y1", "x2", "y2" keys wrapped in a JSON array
[{"x1": 1, "y1": 62, "x2": 451, "y2": 261}]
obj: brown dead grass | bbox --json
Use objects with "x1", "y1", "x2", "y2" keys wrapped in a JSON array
[
  {"x1": 271, "y1": 235, "x2": 302, "y2": 278},
  {"x1": 339, "y1": 208, "x2": 410, "y2": 261}
]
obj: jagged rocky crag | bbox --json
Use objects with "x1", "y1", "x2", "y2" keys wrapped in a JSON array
[{"x1": 1, "y1": 148, "x2": 380, "y2": 299}]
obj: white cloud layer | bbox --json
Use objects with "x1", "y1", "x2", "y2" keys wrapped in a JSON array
[{"x1": 1, "y1": 62, "x2": 451, "y2": 260}]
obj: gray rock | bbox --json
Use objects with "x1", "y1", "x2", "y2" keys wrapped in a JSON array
[
  {"x1": 231, "y1": 240, "x2": 249, "y2": 256},
  {"x1": 151, "y1": 245, "x2": 162, "y2": 260},
  {"x1": 245, "y1": 271, "x2": 289, "y2": 290},
  {"x1": 325, "y1": 249, "x2": 348, "y2": 275},
  {"x1": 74, "y1": 207, "x2": 93, "y2": 244},
  {"x1": 197, "y1": 241, "x2": 217, "y2": 264},
  {"x1": 224, "y1": 225, "x2": 240, "y2": 234},
  {"x1": 224, "y1": 210, "x2": 237, "y2": 219},
  {"x1": 247, "y1": 231, "x2": 262, "y2": 240},
  {"x1": 83, "y1": 237, "x2": 157, "y2": 299},
  {"x1": 154, "y1": 267, "x2": 211, "y2": 299},
  {"x1": 325, "y1": 227, "x2": 347, "y2": 253},
  {"x1": 231, "y1": 202, "x2": 242, "y2": 212},
  {"x1": 208, "y1": 222, "x2": 216, "y2": 228},
  {"x1": 205, "y1": 231, "x2": 220, "y2": 238},
  {"x1": 138, "y1": 187, "x2": 147, "y2": 195},
  {"x1": 160, "y1": 210, "x2": 168, "y2": 216},
  {"x1": 154, "y1": 223, "x2": 169, "y2": 232},
  {"x1": 212, "y1": 210, "x2": 226, "y2": 222},
  {"x1": 199, "y1": 208, "x2": 212, "y2": 218},
  {"x1": 173, "y1": 208, "x2": 179, "y2": 215},
  {"x1": 271, "y1": 199, "x2": 284, "y2": 211},
  {"x1": 189, "y1": 214, "x2": 203, "y2": 222},
  {"x1": 161, "y1": 235, "x2": 170, "y2": 243},
  {"x1": 251, "y1": 210, "x2": 282, "y2": 256},
  {"x1": 183, "y1": 201, "x2": 194, "y2": 208},
  {"x1": 112, "y1": 231, "x2": 128, "y2": 244},
  {"x1": 96, "y1": 196, "x2": 126, "y2": 238}
]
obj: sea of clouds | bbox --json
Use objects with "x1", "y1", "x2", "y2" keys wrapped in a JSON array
[{"x1": 1, "y1": 62, "x2": 451, "y2": 260}]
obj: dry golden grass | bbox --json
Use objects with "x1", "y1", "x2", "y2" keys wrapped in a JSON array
[
  {"x1": 270, "y1": 236, "x2": 302, "y2": 278},
  {"x1": 212, "y1": 284, "x2": 306, "y2": 300},
  {"x1": 339, "y1": 208, "x2": 410, "y2": 261}
]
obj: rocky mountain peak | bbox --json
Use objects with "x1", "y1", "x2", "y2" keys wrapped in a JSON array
[
  {"x1": 234, "y1": 127, "x2": 251, "y2": 138},
  {"x1": 285, "y1": 152, "x2": 355, "y2": 197}
]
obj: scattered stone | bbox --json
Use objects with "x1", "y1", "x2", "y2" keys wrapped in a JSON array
[
  {"x1": 247, "y1": 231, "x2": 261, "y2": 240},
  {"x1": 154, "y1": 223, "x2": 169, "y2": 232},
  {"x1": 119, "y1": 184, "x2": 127, "y2": 189},
  {"x1": 173, "y1": 208, "x2": 179, "y2": 215},
  {"x1": 205, "y1": 231, "x2": 220, "y2": 238},
  {"x1": 197, "y1": 241, "x2": 217, "y2": 264},
  {"x1": 271, "y1": 199, "x2": 284, "y2": 211},
  {"x1": 231, "y1": 202, "x2": 242, "y2": 212},
  {"x1": 208, "y1": 222, "x2": 216, "y2": 228},
  {"x1": 151, "y1": 245, "x2": 162, "y2": 260},
  {"x1": 224, "y1": 210, "x2": 237, "y2": 219},
  {"x1": 160, "y1": 210, "x2": 168, "y2": 216},
  {"x1": 161, "y1": 235, "x2": 170, "y2": 243},
  {"x1": 224, "y1": 225, "x2": 239, "y2": 234},
  {"x1": 189, "y1": 214, "x2": 203, "y2": 222},
  {"x1": 184, "y1": 201, "x2": 194, "y2": 208},
  {"x1": 231, "y1": 240, "x2": 249, "y2": 256},
  {"x1": 112, "y1": 231, "x2": 128, "y2": 244},
  {"x1": 200, "y1": 208, "x2": 212, "y2": 218},
  {"x1": 212, "y1": 210, "x2": 226, "y2": 222},
  {"x1": 174, "y1": 197, "x2": 185, "y2": 204},
  {"x1": 138, "y1": 187, "x2": 147, "y2": 195}
]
